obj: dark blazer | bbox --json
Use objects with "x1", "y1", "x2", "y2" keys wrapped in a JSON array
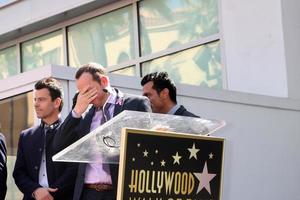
[
  {"x1": 0, "y1": 133, "x2": 7, "y2": 200},
  {"x1": 53, "y1": 89, "x2": 151, "y2": 200},
  {"x1": 13, "y1": 121, "x2": 78, "y2": 200},
  {"x1": 174, "y1": 105, "x2": 199, "y2": 117}
]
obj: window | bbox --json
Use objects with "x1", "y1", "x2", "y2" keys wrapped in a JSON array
[
  {"x1": 139, "y1": 0, "x2": 219, "y2": 55},
  {"x1": 142, "y1": 41, "x2": 222, "y2": 88},
  {"x1": 111, "y1": 66, "x2": 136, "y2": 76},
  {"x1": 0, "y1": 0, "x2": 222, "y2": 89},
  {"x1": 138, "y1": 0, "x2": 221, "y2": 88},
  {"x1": 68, "y1": 6, "x2": 134, "y2": 68},
  {"x1": 0, "y1": 92, "x2": 34, "y2": 155},
  {"x1": 21, "y1": 30, "x2": 64, "y2": 72},
  {"x1": 0, "y1": 46, "x2": 18, "y2": 79}
]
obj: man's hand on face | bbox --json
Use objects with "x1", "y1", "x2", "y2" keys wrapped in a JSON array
[
  {"x1": 74, "y1": 86, "x2": 98, "y2": 116},
  {"x1": 33, "y1": 187, "x2": 58, "y2": 200}
]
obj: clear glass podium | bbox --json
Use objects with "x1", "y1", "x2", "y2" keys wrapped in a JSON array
[{"x1": 52, "y1": 110, "x2": 225, "y2": 164}]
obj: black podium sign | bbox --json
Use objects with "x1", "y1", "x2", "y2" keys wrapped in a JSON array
[{"x1": 117, "y1": 128, "x2": 225, "y2": 200}]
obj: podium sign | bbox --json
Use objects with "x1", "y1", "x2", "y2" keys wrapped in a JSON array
[{"x1": 117, "y1": 128, "x2": 225, "y2": 200}]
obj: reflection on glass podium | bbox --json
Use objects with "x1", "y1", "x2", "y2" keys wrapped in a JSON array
[{"x1": 52, "y1": 110, "x2": 225, "y2": 164}]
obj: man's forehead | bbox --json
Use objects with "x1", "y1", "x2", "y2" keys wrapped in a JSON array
[
  {"x1": 33, "y1": 88, "x2": 50, "y2": 97},
  {"x1": 76, "y1": 76, "x2": 99, "y2": 90},
  {"x1": 143, "y1": 81, "x2": 154, "y2": 90}
]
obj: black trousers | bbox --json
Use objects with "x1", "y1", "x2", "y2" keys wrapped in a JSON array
[{"x1": 80, "y1": 188, "x2": 115, "y2": 200}]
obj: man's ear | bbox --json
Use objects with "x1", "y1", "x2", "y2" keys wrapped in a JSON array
[
  {"x1": 54, "y1": 98, "x2": 62, "y2": 110},
  {"x1": 160, "y1": 88, "x2": 169, "y2": 99},
  {"x1": 100, "y1": 76, "x2": 109, "y2": 87}
]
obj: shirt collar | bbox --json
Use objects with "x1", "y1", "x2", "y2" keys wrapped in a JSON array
[
  {"x1": 167, "y1": 104, "x2": 180, "y2": 115},
  {"x1": 40, "y1": 118, "x2": 61, "y2": 130},
  {"x1": 95, "y1": 89, "x2": 117, "y2": 111},
  {"x1": 106, "y1": 89, "x2": 117, "y2": 105}
]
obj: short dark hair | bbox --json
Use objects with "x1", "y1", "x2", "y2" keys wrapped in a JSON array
[
  {"x1": 34, "y1": 77, "x2": 64, "y2": 112},
  {"x1": 141, "y1": 72, "x2": 177, "y2": 103},
  {"x1": 75, "y1": 62, "x2": 107, "y2": 84}
]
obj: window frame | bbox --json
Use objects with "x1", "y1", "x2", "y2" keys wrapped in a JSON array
[{"x1": 0, "y1": 0, "x2": 226, "y2": 88}]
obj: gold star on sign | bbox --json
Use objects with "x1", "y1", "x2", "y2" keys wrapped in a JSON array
[
  {"x1": 172, "y1": 152, "x2": 182, "y2": 165},
  {"x1": 143, "y1": 150, "x2": 148, "y2": 157},
  {"x1": 188, "y1": 143, "x2": 200, "y2": 160},
  {"x1": 161, "y1": 160, "x2": 166, "y2": 167}
]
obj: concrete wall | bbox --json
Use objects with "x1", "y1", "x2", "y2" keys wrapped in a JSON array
[{"x1": 221, "y1": 0, "x2": 288, "y2": 97}]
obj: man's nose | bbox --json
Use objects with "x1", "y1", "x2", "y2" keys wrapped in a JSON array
[{"x1": 34, "y1": 101, "x2": 39, "y2": 107}]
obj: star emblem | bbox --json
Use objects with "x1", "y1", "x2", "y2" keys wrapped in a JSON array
[
  {"x1": 160, "y1": 160, "x2": 166, "y2": 167},
  {"x1": 172, "y1": 152, "x2": 182, "y2": 165},
  {"x1": 209, "y1": 152, "x2": 214, "y2": 159},
  {"x1": 188, "y1": 143, "x2": 200, "y2": 159},
  {"x1": 194, "y1": 162, "x2": 216, "y2": 194},
  {"x1": 143, "y1": 150, "x2": 148, "y2": 157}
]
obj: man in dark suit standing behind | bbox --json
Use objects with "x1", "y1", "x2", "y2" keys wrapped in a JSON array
[
  {"x1": 53, "y1": 63, "x2": 151, "y2": 200},
  {"x1": 0, "y1": 132, "x2": 7, "y2": 200},
  {"x1": 141, "y1": 72, "x2": 199, "y2": 117},
  {"x1": 13, "y1": 77, "x2": 77, "y2": 200}
]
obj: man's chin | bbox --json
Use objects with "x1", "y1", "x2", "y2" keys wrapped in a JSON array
[
  {"x1": 91, "y1": 100, "x2": 101, "y2": 107},
  {"x1": 36, "y1": 114, "x2": 43, "y2": 118},
  {"x1": 35, "y1": 113, "x2": 45, "y2": 119}
]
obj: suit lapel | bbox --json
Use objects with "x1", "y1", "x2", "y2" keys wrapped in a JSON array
[
  {"x1": 174, "y1": 105, "x2": 184, "y2": 115},
  {"x1": 32, "y1": 127, "x2": 45, "y2": 181},
  {"x1": 113, "y1": 89, "x2": 125, "y2": 116},
  {"x1": 113, "y1": 101, "x2": 123, "y2": 116}
]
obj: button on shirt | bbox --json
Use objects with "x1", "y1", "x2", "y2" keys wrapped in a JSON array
[{"x1": 84, "y1": 92, "x2": 117, "y2": 184}]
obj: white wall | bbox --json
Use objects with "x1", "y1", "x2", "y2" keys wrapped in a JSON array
[
  {"x1": 0, "y1": 0, "x2": 96, "y2": 35},
  {"x1": 186, "y1": 98, "x2": 300, "y2": 199},
  {"x1": 221, "y1": 0, "x2": 288, "y2": 97}
]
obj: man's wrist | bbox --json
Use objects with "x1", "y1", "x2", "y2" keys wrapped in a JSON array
[{"x1": 72, "y1": 109, "x2": 82, "y2": 118}]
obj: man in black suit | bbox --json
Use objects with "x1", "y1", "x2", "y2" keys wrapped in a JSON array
[
  {"x1": 13, "y1": 77, "x2": 77, "y2": 200},
  {"x1": 0, "y1": 132, "x2": 7, "y2": 200},
  {"x1": 53, "y1": 63, "x2": 151, "y2": 200},
  {"x1": 141, "y1": 72, "x2": 199, "y2": 117}
]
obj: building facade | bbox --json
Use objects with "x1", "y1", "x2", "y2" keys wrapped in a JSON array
[{"x1": 0, "y1": 0, "x2": 300, "y2": 199}]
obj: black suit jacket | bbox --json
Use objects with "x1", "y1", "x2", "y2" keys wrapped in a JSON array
[
  {"x1": 13, "y1": 121, "x2": 78, "y2": 200},
  {"x1": 0, "y1": 133, "x2": 7, "y2": 200},
  {"x1": 53, "y1": 89, "x2": 151, "y2": 200},
  {"x1": 174, "y1": 105, "x2": 199, "y2": 117}
]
